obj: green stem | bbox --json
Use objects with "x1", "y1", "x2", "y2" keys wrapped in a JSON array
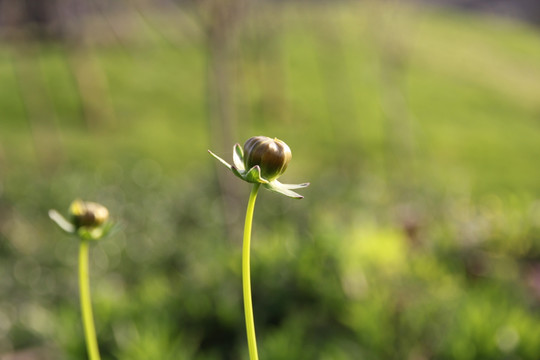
[
  {"x1": 78, "y1": 240, "x2": 101, "y2": 360},
  {"x1": 243, "y1": 183, "x2": 260, "y2": 360}
]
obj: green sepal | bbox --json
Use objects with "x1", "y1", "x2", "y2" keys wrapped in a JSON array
[
  {"x1": 245, "y1": 166, "x2": 269, "y2": 184},
  {"x1": 264, "y1": 180, "x2": 307, "y2": 199},
  {"x1": 233, "y1": 143, "x2": 245, "y2": 170},
  {"x1": 208, "y1": 150, "x2": 233, "y2": 171},
  {"x1": 231, "y1": 166, "x2": 246, "y2": 181},
  {"x1": 278, "y1": 181, "x2": 310, "y2": 190},
  {"x1": 77, "y1": 227, "x2": 102, "y2": 241},
  {"x1": 77, "y1": 222, "x2": 117, "y2": 241}
]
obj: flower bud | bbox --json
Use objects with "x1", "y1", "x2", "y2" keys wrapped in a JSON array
[
  {"x1": 243, "y1": 136, "x2": 292, "y2": 181},
  {"x1": 69, "y1": 200, "x2": 109, "y2": 229}
]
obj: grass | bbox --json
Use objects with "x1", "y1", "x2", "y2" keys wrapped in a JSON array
[{"x1": 1, "y1": 3, "x2": 538, "y2": 195}]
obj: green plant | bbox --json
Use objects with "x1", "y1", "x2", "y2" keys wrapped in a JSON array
[
  {"x1": 210, "y1": 136, "x2": 309, "y2": 359},
  {"x1": 49, "y1": 200, "x2": 116, "y2": 360}
]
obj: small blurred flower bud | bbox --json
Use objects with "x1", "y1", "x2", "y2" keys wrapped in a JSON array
[
  {"x1": 243, "y1": 136, "x2": 292, "y2": 181},
  {"x1": 69, "y1": 200, "x2": 109, "y2": 229}
]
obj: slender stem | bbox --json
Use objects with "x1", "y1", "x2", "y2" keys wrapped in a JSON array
[
  {"x1": 243, "y1": 183, "x2": 260, "y2": 360},
  {"x1": 78, "y1": 240, "x2": 101, "y2": 360}
]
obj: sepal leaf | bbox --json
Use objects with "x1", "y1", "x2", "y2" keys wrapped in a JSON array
[
  {"x1": 233, "y1": 143, "x2": 245, "y2": 170},
  {"x1": 264, "y1": 181, "x2": 305, "y2": 199},
  {"x1": 208, "y1": 150, "x2": 233, "y2": 171},
  {"x1": 49, "y1": 209, "x2": 76, "y2": 234},
  {"x1": 231, "y1": 166, "x2": 245, "y2": 180},
  {"x1": 77, "y1": 222, "x2": 118, "y2": 241},
  {"x1": 277, "y1": 181, "x2": 310, "y2": 190},
  {"x1": 245, "y1": 166, "x2": 269, "y2": 184}
]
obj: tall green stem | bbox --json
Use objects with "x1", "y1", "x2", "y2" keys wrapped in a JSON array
[
  {"x1": 243, "y1": 183, "x2": 260, "y2": 360},
  {"x1": 78, "y1": 240, "x2": 101, "y2": 360}
]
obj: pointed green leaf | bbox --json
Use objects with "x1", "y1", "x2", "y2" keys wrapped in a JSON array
[
  {"x1": 245, "y1": 166, "x2": 269, "y2": 184},
  {"x1": 231, "y1": 166, "x2": 246, "y2": 181},
  {"x1": 77, "y1": 227, "x2": 96, "y2": 241},
  {"x1": 48, "y1": 209, "x2": 75, "y2": 233},
  {"x1": 208, "y1": 150, "x2": 233, "y2": 170},
  {"x1": 264, "y1": 183, "x2": 304, "y2": 199},
  {"x1": 99, "y1": 222, "x2": 120, "y2": 239},
  {"x1": 78, "y1": 227, "x2": 101, "y2": 241},
  {"x1": 78, "y1": 222, "x2": 119, "y2": 241},
  {"x1": 274, "y1": 180, "x2": 310, "y2": 190},
  {"x1": 233, "y1": 143, "x2": 245, "y2": 171}
]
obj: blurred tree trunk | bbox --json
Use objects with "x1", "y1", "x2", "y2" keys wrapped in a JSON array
[
  {"x1": 371, "y1": 1, "x2": 425, "y2": 244},
  {"x1": 238, "y1": 4, "x2": 288, "y2": 132},
  {"x1": 65, "y1": 43, "x2": 117, "y2": 132},
  {"x1": 0, "y1": 0, "x2": 59, "y2": 39},
  {"x1": 314, "y1": 12, "x2": 361, "y2": 181},
  {"x1": 200, "y1": 0, "x2": 249, "y2": 242},
  {"x1": 61, "y1": 0, "x2": 117, "y2": 131},
  {"x1": 369, "y1": 1, "x2": 417, "y2": 195}
]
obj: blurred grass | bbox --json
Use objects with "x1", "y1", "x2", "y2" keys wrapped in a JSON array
[
  {"x1": 0, "y1": 3, "x2": 539, "y2": 193},
  {"x1": 0, "y1": 1, "x2": 540, "y2": 359}
]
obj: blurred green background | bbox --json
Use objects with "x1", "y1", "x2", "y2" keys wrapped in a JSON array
[{"x1": 1, "y1": 1, "x2": 540, "y2": 359}]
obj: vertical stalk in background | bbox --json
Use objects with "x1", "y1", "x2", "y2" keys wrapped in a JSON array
[
  {"x1": 202, "y1": 0, "x2": 248, "y2": 242},
  {"x1": 242, "y1": 183, "x2": 261, "y2": 360},
  {"x1": 372, "y1": 1, "x2": 417, "y2": 196},
  {"x1": 78, "y1": 240, "x2": 101, "y2": 360}
]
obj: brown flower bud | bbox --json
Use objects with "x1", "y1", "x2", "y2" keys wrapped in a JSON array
[
  {"x1": 243, "y1": 136, "x2": 292, "y2": 181},
  {"x1": 69, "y1": 200, "x2": 109, "y2": 229}
]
